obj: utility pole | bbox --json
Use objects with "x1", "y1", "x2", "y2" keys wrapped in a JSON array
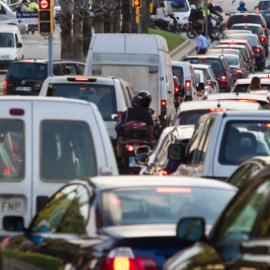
[{"x1": 204, "y1": 0, "x2": 208, "y2": 40}]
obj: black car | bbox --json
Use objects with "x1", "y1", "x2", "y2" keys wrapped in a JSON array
[
  {"x1": 183, "y1": 55, "x2": 234, "y2": 92},
  {"x1": 3, "y1": 59, "x2": 85, "y2": 95},
  {"x1": 0, "y1": 176, "x2": 237, "y2": 270},
  {"x1": 256, "y1": 0, "x2": 270, "y2": 28},
  {"x1": 164, "y1": 159, "x2": 270, "y2": 270}
]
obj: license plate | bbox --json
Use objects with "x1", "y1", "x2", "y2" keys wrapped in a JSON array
[
  {"x1": 16, "y1": 87, "x2": 32, "y2": 91},
  {"x1": 0, "y1": 198, "x2": 24, "y2": 214},
  {"x1": 129, "y1": 157, "x2": 135, "y2": 166}
]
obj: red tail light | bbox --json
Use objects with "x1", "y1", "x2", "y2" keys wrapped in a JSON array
[
  {"x1": 101, "y1": 248, "x2": 158, "y2": 270},
  {"x1": 125, "y1": 122, "x2": 146, "y2": 128},
  {"x1": 161, "y1": 100, "x2": 166, "y2": 116},
  {"x1": 259, "y1": 35, "x2": 265, "y2": 43},
  {"x1": 3, "y1": 80, "x2": 7, "y2": 92},
  {"x1": 174, "y1": 85, "x2": 179, "y2": 93},
  {"x1": 207, "y1": 81, "x2": 214, "y2": 89},
  {"x1": 185, "y1": 80, "x2": 191, "y2": 88},
  {"x1": 158, "y1": 169, "x2": 172, "y2": 175},
  {"x1": 218, "y1": 75, "x2": 227, "y2": 86},
  {"x1": 253, "y1": 47, "x2": 261, "y2": 53},
  {"x1": 235, "y1": 69, "x2": 243, "y2": 77},
  {"x1": 126, "y1": 144, "x2": 135, "y2": 152}
]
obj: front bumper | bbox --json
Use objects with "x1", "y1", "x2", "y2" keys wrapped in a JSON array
[{"x1": 0, "y1": 60, "x2": 13, "y2": 70}]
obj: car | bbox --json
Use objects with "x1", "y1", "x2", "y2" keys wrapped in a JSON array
[
  {"x1": 206, "y1": 92, "x2": 270, "y2": 109},
  {"x1": 230, "y1": 23, "x2": 269, "y2": 56},
  {"x1": 3, "y1": 59, "x2": 85, "y2": 95},
  {"x1": 0, "y1": 176, "x2": 238, "y2": 270},
  {"x1": 220, "y1": 53, "x2": 249, "y2": 82},
  {"x1": 164, "y1": 165, "x2": 270, "y2": 270},
  {"x1": 0, "y1": 0, "x2": 28, "y2": 34},
  {"x1": 225, "y1": 12, "x2": 268, "y2": 34},
  {"x1": 226, "y1": 156, "x2": 270, "y2": 188},
  {"x1": 174, "y1": 99, "x2": 262, "y2": 126},
  {"x1": 139, "y1": 125, "x2": 194, "y2": 175},
  {"x1": 255, "y1": 0, "x2": 270, "y2": 28},
  {"x1": 214, "y1": 43, "x2": 256, "y2": 74},
  {"x1": 192, "y1": 64, "x2": 220, "y2": 93},
  {"x1": 231, "y1": 77, "x2": 270, "y2": 96},
  {"x1": 166, "y1": 0, "x2": 190, "y2": 29},
  {"x1": 183, "y1": 54, "x2": 234, "y2": 93},
  {"x1": 194, "y1": 69, "x2": 213, "y2": 96},
  {"x1": 206, "y1": 47, "x2": 253, "y2": 74},
  {"x1": 221, "y1": 29, "x2": 252, "y2": 39},
  {"x1": 39, "y1": 75, "x2": 135, "y2": 148}
]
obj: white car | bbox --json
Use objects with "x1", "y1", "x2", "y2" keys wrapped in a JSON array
[
  {"x1": 0, "y1": 1, "x2": 28, "y2": 34},
  {"x1": 194, "y1": 69, "x2": 213, "y2": 97}
]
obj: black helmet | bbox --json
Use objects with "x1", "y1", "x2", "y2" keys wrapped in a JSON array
[
  {"x1": 208, "y1": 3, "x2": 213, "y2": 9},
  {"x1": 240, "y1": 1, "x2": 245, "y2": 6},
  {"x1": 160, "y1": 1, "x2": 165, "y2": 7},
  {"x1": 134, "y1": 91, "x2": 152, "y2": 109}
]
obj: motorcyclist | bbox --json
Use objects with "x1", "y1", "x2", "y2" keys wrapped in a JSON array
[
  {"x1": 237, "y1": 1, "x2": 248, "y2": 12},
  {"x1": 20, "y1": 0, "x2": 30, "y2": 12},
  {"x1": 156, "y1": 1, "x2": 174, "y2": 31},
  {"x1": 116, "y1": 91, "x2": 155, "y2": 158},
  {"x1": 27, "y1": 0, "x2": 38, "y2": 34},
  {"x1": 190, "y1": 4, "x2": 205, "y2": 32}
]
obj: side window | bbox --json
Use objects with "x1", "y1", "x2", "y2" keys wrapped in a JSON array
[
  {"x1": 41, "y1": 120, "x2": 97, "y2": 180},
  {"x1": 53, "y1": 64, "x2": 61, "y2": 75},
  {"x1": 62, "y1": 64, "x2": 77, "y2": 75},
  {"x1": 0, "y1": 4, "x2": 6, "y2": 14},
  {"x1": 31, "y1": 184, "x2": 90, "y2": 234},
  {"x1": 79, "y1": 64, "x2": 85, "y2": 74},
  {"x1": 216, "y1": 178, "x2": 270, "y2": 241},
  {"x1": 186, "y1": 119, "x2": 206, "y2": 165}
]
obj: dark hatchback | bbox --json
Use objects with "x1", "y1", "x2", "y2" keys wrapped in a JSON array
[
  {"x1": 256, "y1": 0, "x2": 270, "y2": 28},
  {"x1": 0, "y1": 176, "x2": 237, "y2": 270},
  {"x1": 164, "y1": 162, "x2": 270, "y2": 270},
  {"x1": 3, "y1": 60, "x2": 85, "y2": 95}
]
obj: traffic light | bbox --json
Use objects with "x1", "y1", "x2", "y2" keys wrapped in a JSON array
[
  {"x1": 38, "y1": 0, "x2": 53, "y2": 34},
  {"x1": 135, "y1": 7, "x2": 141, "y2": 24},
  {"x1": 132, "y1": 0, "x2": 141, "y2": 7}
]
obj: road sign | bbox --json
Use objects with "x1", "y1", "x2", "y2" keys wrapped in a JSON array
[
  {"x1": 16, "y1": 11, "x2": 38, "y2": 18},
  {"x1": 17, "y1": 18, "x2": 38, "y2": 24}
]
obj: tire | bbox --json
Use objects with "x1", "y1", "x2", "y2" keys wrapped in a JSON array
[
  {"x1": 187, "y1": 28, "x2": 196, "y2": 39},
  {"x1": 175, "y1": 24, "x2": 182, "y2": 35},
  {"x1": 211, "y1": 26, "x2": 219, "y2": 38}
]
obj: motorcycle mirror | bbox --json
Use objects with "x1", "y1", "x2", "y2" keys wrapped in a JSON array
[{"x1": 135, "y1": 154, "x2": 149, "y2": 165}]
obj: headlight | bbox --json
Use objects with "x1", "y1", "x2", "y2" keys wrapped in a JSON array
[{"x1": 0, "y1": 55, "x2": 10, "y2": 60}]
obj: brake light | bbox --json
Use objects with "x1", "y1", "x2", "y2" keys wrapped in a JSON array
[
  {"x1": 125, "y1": 122, "x2": 146, "y2": 128},
  {"x1": 266, "y1": 123, "x2": 270, "y2": 128},
  {"x1": 253, "y1": 47, "x2": 261, "y2": 53},
  {"x1": 243, "y1": 14, "x2": 248, "y2": 17},
  {"x1": 156, "y1": 187, "x2": 192, "y2": 193},
  {"x1": 207, "y1": 81, "x2": 214, "y2": 89},
  {"x1": 259, "y1": 35, "x2": 265, "y2": 43},
  {"x1": 209, "y1": 108, "x2": 227, "y2": 112},
  {"x1": 174, "y1": 84, "x2": 179, "y2": 93},
  {"x1": 224, "y1": 27, "x2": 228, "y2": 30},
  {"x1": 3, "y1": 80, "x2": 7, "y2": 92},
  {"x1": 235, "y1": 69, "x2": 243, "y2": 77},
  {"x1": 243, "y1": 25, "x2": 248, "y2": 28},
  {"x1": 101, "y1": 248, "x2": 158, "y2": 270},
  {"x1": 158, "y1": 169, "x2": 169, "y2": 175},
  {"x1": 198, "y1": 56, "x2": 207, "y2": 59},
  {"x1": 9, "y1": 109, "x2": 25, "y2": 116},
  {"x1": 185, "y1": 80, "x2": 191, "y2": 88},
  {"x1": 3, "y1": 168, "x2": 11, "y2": 175},
  {"x1": 126, "y1": 144, "x2": 135, "y2": 152},
  {"x1": 218, "y1": 75, "x2": 227, "y2": 86},
  {"x1": 238, "y1": 99, "x2": 258, "y2": 103},
  {"x1": 161, "y1": 100, "x2": 166, "y2": 116},
  {"x1": 74, "y1": 77, "x2": 90, "y2": 81}
]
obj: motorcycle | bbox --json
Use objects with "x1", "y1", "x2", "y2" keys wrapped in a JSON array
[
  {"x1": 152, "y1": 14, "x2": 182, "y2": 35},
  {"x1": 186, "y1": 16, "x2": 222, "y2": 39}
]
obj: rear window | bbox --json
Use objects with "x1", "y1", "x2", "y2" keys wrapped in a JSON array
[
  {"x1": 46, "y1": 83, "x2": 117, "y2": 121},
  {"x1": 0, "y1": 120, "x2": 24, "y2": 180},
  {"x1": 227, "y1": 15, "x2": 265, "y2": 28},
  {"x1": 177, "y1": 110, "x2": 208, "y2": 125},
  {"x1": 172, "y1": 66, "x2": 184, "y2": 84},
  {"x1": 41, "y1": 120, "x2": 97, "y2": 180},
  {"x1": 231, "y1": 25, "x2": 263, "y2": 35},
  {"x1": 258, "y1": 1, "x2": 270, "y2": 10},
  {"x1": 102, "y1": 186, "x2": 235, "y2": 226},
  {"x1": 185, "y1": 58, "x2": 225, "y2": 76},
  {"x1": 224, "y1": 55, "x2": 239, "y2": 66},
  {"x1": 7, "y1": 63, "x2": 48, "y2": 80},
  {"x1": 195, "y1": 68, "x2": 211, "y2": 80},
  {"x1": 232, "y1": 84, "x2": 249, "y2": 92}
]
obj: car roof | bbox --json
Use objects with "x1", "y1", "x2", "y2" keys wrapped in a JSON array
[
  {"x1": 178, "y1": 99, "x2": 261, "y2": 111},
  {"x1": 12, "y1": 59, "x2": 85, "y2": 64},
  {"x1": 185, "y1": 55, "x2": 223, "y2": 59},
  {"x1": 0, "y1": 25, "x2": 20, "y2": 32},
  {"x1": 191, "y1": 64, "x2": 212, "y2": 70},
  {"x1": 71, "y1": 175, "x2": 238, "y2": 191},
  {"x1": 231, "y1": 23, "x2": 264, "y2": 28}
]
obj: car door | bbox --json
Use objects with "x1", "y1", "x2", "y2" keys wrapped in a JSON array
[{"x1": 3, "y1": 183, "x2": 100, "y2": 270}]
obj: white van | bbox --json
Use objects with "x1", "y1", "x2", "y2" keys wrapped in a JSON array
[
  {"x1": 0, "y1": 24, "x2": 23, "y2": 71},
  {"x1": 212, "y1": 0, "x2": 256, "y2": 14},
  {"x1": 84, "y1": 33, "x2": 176, "y2": 127},
  {"x1": 0, "y1": 96, "x2": 118, "y2": 240},
  {"x1": 0, "y1": 1, "x2": 28, "y2": 34}
]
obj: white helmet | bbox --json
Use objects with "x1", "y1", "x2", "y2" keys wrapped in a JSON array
[{"x1": 190, "y1": 4, "x2": 196, "y2": 10}]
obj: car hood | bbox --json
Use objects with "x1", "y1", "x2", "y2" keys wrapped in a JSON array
[{"x1": 0, "y1": 48, "x2": 16, "y2": 56}]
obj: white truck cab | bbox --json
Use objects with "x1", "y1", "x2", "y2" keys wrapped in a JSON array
[{"x1": 0, "y1": 96, "x2": 118, "y2": 240}]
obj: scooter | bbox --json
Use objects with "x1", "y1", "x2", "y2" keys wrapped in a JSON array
[{"x1": 152, "y1": 14, "x2": 182, "y2": 35}]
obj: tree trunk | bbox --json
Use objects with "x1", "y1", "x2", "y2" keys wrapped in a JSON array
[
  {"x1": 121, "y1": 0, "x2": 132, "y2": 33},
  {"x1": 112, "y1": 0, "x2": 121, "y2": 33},
  {"x1": 72, "y1": 1, "x2": 83, "y2": 61},
  {"x1": 83, "y1": 5, "x2": 92, "y2": 56},
  {"x1": 92, "y1": 0, "x2": 104, "y2": 33},
  {"x1": 103, "y1": 1, "x2": 113, "y2": 33},
  {"x1": 142, "y1": 0, "x2": 151, "y2": 33},
  {"x1": 60, "y1": 0, "x2": 73, "y2": 59}
]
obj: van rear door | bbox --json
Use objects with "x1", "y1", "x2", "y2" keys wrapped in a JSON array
[{"x1": 0, "y1": 100, "x2": 32, "y2": 236}]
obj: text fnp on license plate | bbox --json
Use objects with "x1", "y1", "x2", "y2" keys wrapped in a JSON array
[
  {"x1": 16, "y1": 87, "x2": 32, "y2": 91},
  {"x1": 0, "y1": 198, "x2": 24, "y2": 214}
]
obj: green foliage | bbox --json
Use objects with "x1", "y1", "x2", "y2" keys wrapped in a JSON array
[{"x1": 148, "y1": 28, "x2": 185, "y2": 52}]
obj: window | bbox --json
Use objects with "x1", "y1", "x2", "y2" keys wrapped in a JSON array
[
  {"x1": 216, "y1": 179, "x2": 270, "y2": 241},
  {"x1": 62, "y1": 64, "x2": 77, "y2": 75},
  {"x1": 172, "y1": 66, "x2": 184, "y2": 84},
  {"x1": 0, "y1": 120, "x2": 24, "y2": 180},
  {"x1": 41, "y1": 120, "x2": 97, "y2": 180},
  {"x1": 31, "y1": 184, "x2": 90, "y2": 234}
]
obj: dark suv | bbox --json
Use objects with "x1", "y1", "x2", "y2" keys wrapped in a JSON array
[
  {"x1": 3, "y1": 60, "x2": 85, "y2": 95},
  {"x1": 256, "y1": 1, "x2": 270, "y2": 28},
  {"x1": 183, "y1": 55, "x2": 233, "y2": 92}
]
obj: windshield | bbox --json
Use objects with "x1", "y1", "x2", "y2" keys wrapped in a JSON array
[
  {"x1": 102, "y1": 186, "x2": 236, "y2": 226},
  {"x1": 167, "y1": 1, "x2": 189, "y2": 12},
  {"x1": 0, "y1": 33, "x2": 14, "y2": 48}
]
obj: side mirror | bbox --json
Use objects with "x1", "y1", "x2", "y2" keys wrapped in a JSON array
[
  {"x1": 176, "y1": 217, "x2": 206, "y2": 242},
  {"x1": 135, "y1": 153, "x2": 149, "y2": 165},
  {"x1": 111, "y1": 114, "x2": 118, "y2": 121},
  {"x1": 168, "y1": 143, "x2": 185, "y2": 161},
  {"x1": 17, "y1": 42, "x2": 23, "y2": 48},
  {"x1": 3, "y1": 216, "x2": 24, "y2": 232}
]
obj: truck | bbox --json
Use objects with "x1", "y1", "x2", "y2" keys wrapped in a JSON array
[
  {"x1": 171, "y1": 110, "x2": 270, "y2": 180},
  {"x1": 0, "y1": 96, "x2": 118, "y2": 240},
  {"x1": 84, "y1": 33, "x2": 177, "y2": 127}
]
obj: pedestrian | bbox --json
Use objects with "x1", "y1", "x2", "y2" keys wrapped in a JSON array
[
  {"x1": 196, "y1": 30, "x2": 210, "y2": 54},
  {"x1": 248, "y1": 76, "x2": 262, "y2": 91}
]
